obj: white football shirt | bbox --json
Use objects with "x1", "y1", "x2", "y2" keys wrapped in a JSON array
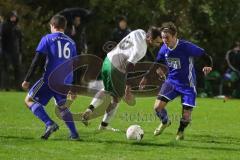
[{"x1": 107, "y1": 29, "x2": 147, "y2": 73}]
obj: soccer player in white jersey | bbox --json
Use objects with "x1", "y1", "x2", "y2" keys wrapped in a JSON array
[{"x1": 81, "y1": 27, "x2": 162, "y2": 131}]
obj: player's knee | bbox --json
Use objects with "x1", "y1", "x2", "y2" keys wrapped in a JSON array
[
  {"x1": 154, "y1": 99, "x2": 167, "y2": 111},
  {"x1": 183, "y1": 105, "x2": 193, "y2": 111},
  {"x1": 157, "y1": 95, "x2": 170, "y2": 103},
  {"x1": 182, "y1": 105, "x2": 193, "y2": 122},
  {"x1": 57, "y1": 104, "x2": 68, "y2": 111},
  {"x1": 24, "y1": 96, "x2": 33, "y2": 108},
  {"x1": 155, "y1": 96, "x2": 169, "y2": 110}
]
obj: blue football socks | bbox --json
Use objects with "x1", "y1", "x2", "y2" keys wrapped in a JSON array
[
  {"x1": 156, "y1": 108, "x2": 169, "y2": 124},
  {"x1": 58, "y1": 107, "x2": 78, "y2": 136},
  {"x1": 30, "y1": 103, "x2": 53, "y2": 126}
]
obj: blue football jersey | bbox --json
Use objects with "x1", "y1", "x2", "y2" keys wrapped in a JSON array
[
  {"x1": 157, "y1": 39, "x2": 205, "y2": 87},
  {"x1": 36, "y1": 32, "x2": 77, "y2": 83}
]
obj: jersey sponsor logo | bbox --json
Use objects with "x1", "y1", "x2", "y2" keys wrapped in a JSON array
[{"x1": 166, "y1": 58, "x2": 181, "y2": 69}]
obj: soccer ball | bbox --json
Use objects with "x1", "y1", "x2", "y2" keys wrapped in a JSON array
[{"x1": 126, "y1": 125, "x2": 144, "y2": 141}]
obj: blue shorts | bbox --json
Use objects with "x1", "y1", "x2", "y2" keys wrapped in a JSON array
[
  {"x1": 158, "y1": 81, "x2": 197, "y2": 107},
  {"x1": 28, "y1": 78, "x2": 67, "y2": 106}
]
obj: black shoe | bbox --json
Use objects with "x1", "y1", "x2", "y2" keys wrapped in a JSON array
[
  {"x1": 41, "y1": 123, "x2": 59, "y2": 140},
  {"x1": 69, "y1": 133, "x2": 80, "y2": 141}
]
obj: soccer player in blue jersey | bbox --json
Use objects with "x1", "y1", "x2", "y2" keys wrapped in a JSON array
[
  {"x1": 140, "y1": 22, "x2": 213, "y2": 140},
  {"x1": 21, "y1": 15, "x2": 79, "y2": 140}
]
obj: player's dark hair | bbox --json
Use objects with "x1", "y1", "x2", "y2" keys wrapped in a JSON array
[
  {"x1": 159, "y1": 22, "x2": 177, "y2": 36},
  {"x1": 50, "y1": 14, "x2": 67, "y2": 30},
  {"x1": 147, "y1": 26, "x2": 161, "y2": 40}
]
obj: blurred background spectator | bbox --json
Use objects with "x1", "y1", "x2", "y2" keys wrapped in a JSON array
[
  {"x1": 65, "y1": 16, "x2": 88, "y2": 55},
  {"x1": 219, "y1": 41, "x2": 240, "y2": 98},
  {"x1": 1, "y1": 11, "x2": 22, "y2": 91},
  {"x1": 60, "y1": 8, "x2": 90, "y2": 85},
  {"x1": 60, "y1": 7, "x2": 90, "y2": 55},
  {"x1": 111, "y1": 15, "x2": 131, "y2": 43},
  {"x1": 101, "y1": 15, "x2": 131, "y2": 58}
]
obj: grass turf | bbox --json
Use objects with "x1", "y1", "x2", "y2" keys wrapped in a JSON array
[{"x1": 0, "y1": 91, "x2": 240, "y2": 160}]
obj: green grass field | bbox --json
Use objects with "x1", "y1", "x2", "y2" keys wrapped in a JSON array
[{"x1": 0, "y1": 92, "x2": 240, "y2": 160}]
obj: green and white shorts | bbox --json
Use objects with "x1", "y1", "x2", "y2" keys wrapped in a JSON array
[{"x1": 101, "y1": 57, "x2": 126, "y2": 98}]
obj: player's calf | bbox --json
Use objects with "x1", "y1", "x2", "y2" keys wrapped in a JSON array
[
  {"x1": 57, "y1": 105, "x2": 79, "y2": 138},
  {"x1": 176, "y1": 118, "x2": 189, "y2": 141},
  {"x1": 154, "y1": 108, "x2": 171, "y2": 136},
  {"x1": 155, "y1": 108, "x2": 169, "y2": 124},
  {"x1": 98, "y1": 102, "x2": 120, "y2": 132},
  {"x1": 154, "y1": 97, "x2": 169, "y2": 122},
  {"x1": 176, "y1": 105, "x2": 192, "y2": 140},
  {"x1": 153, "y1": 98, "x2": 170, "y2": 136}
]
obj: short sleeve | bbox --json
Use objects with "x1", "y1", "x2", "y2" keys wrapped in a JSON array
[{"x1": 36, "y1": 36, "x2": 48, "y2": 55}]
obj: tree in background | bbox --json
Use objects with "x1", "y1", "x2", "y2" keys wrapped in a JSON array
[{"x1": 0, "y1": 0, "x2": 239, "y2": 93}]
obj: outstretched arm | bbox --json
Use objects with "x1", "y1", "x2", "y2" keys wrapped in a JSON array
[{"x1": 139, "y1": 60, "x2": 166, "y2": 89}]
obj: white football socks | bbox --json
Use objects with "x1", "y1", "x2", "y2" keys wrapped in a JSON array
[
  {"x1": 90, "y1": 89, "x2": 106, "y2": 109},
  {"x1": 102, "y1": 102, "x2": 119, "y2": 124}
]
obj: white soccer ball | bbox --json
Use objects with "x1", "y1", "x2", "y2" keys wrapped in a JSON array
[{"x1": 126, "y1": 125, "x2": 144, "y2": 141}]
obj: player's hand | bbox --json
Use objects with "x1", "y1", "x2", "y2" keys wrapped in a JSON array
[
  {"x1": 202, "y1": 67, "x2": 212, "y2": 76},
  {"x1": 65, "y1": 91, "x2": 77, "y2": 107},
  {"x1": 22, "y1": 81, "x2": 30, "y2": 90},
  {"x1": 67, "y1": 91, "x2": 77, "y2": 101},
  {"x1": 125, "y1": 85, "x2": 131, "y2": 95},
  {"x1": 139, "y1": 77, "x2": 147, "y2": 90},
  {"x1": 156, "y1": 67, "x2": 166, "y2": 80},
  {"x1": 124, "y1": 85, "x2": 136, "y2": 106}
]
